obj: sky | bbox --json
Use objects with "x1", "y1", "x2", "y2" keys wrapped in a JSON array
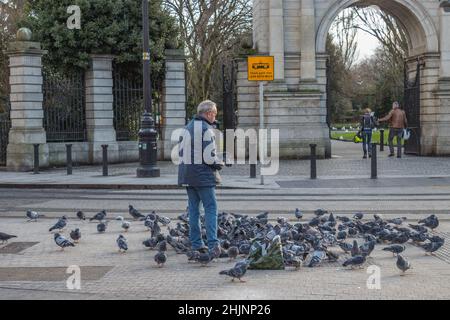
[{"x1": 355, "y1": 29, "x2": 381, "y2": 61}]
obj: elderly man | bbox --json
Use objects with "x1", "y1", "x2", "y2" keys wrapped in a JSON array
[
  {"x1": 378, "y1": 101, "x2": 408, "y2": 158},
  {"x1": 178, "y1": 100, "x2": 223, "y2": 253}
]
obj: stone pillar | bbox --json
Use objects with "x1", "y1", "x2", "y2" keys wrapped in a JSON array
[
  {"x1": 299, "y1": 0, "x2": 317, "y2": 89},
  {"x1": 439, "y1": 2, "x2": 450, "y2": 78},
  {"x1": 85, "y1": 54, "x2": 119, "y2": 163},
  {"x1": 6, "y1": 28, "x2": 49, "y2": 171},
  {"x1": 269, "y1": 0, "x2": 285, "y2": 80},
  {"x1": 161, "y1": 49, "x2": 186, "y2": 160}
]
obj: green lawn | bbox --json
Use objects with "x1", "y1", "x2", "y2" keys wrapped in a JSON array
[{"x1": 330, "y1": 129, "x2": 403, "y2": 146}]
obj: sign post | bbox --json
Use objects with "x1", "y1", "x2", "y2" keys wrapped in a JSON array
[{"x1": 247, "y1": 56, "x2": 274, "y2": 185}]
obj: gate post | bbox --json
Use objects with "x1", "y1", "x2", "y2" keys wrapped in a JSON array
[
  {"x1": 6, "y1": 28, "x2": 49, "y2": 171},
  {"x1": 86, "y1": 54, "x2": 119, "y2": 164}
]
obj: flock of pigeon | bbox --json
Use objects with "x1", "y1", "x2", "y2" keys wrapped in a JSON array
[{"x1": 0, "y1": 207, "x2": 446, "y2": 282}]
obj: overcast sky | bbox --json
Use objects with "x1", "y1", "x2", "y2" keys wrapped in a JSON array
[{"x1": 355, "y1": 29, "x2": 381, "y2": 61}]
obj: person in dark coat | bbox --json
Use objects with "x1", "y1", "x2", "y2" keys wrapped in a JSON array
[{"x1": 178, "y1": 100, "x2": 223, "y2": 253}]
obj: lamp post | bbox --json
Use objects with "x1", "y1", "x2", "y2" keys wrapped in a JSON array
[{"x1": 137, "y1": 0, "x2": 160, "y2": 178}]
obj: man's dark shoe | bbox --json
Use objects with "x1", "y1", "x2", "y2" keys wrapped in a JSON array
[
  {"x1": 369, "y1": 154, "x2": 372, "y2": 158},
  {"x1": 363, "y1": 154, "x2": 367, "y2": 159},
  {"x1": 388, "y1": 153, "x2": 395, "y2": 157},
  {"x1": 397, "y1": 155, "x2": 402, "y2": 158}
]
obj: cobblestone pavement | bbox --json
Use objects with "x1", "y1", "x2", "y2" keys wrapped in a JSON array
[{"x1": 0, "y1": 216, "x2": 450, "y2": 300}]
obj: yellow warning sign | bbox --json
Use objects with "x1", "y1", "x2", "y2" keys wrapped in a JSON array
[{"x1": 247, "y1": 56, "x2": 274, "y2": 81}]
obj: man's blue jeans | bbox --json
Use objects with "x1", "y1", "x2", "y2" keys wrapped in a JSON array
[
  {"x1": 362, "y1": 130, "x2": 372, "y2": 155},
  {"x1": 186, "y1": 186, "x2": 219, "y2": 251}
]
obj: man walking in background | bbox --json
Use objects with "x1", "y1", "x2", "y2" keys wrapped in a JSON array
[{"x1": 378, "y1": 101, "x2": 408, "y2": 158}]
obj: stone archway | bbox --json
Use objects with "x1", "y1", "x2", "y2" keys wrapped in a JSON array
[
  {"x1": 236, "y1": 0, "x2": 450, "y2": 158},
  {"x1": 316, "y1": 0, "x2": 440, "y2": 156}
]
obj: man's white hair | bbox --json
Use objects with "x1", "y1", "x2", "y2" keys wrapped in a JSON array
[
  {"x1": 197, "y1": 100, "x2": 217, "y2": 114},
  {"x1": 393, "y1": 101, "x2": 400, "y2": 109}
]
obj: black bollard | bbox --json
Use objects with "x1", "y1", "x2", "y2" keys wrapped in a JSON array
[
  {"x1": 102, "y1": 145, "x2": 108, "y2": 176},
  {"x1": 250, "y1": 163, "x2": 256, "y2": 178},
  {"x1": 33, "y1": 144, "x2": 39, "y2": 174},
  {"x1": 66, "y1": 144, "x2": 73, "y2": 175},
  {"x1": 310, "y1": 144, "x2": 317, "y2": 180},
  {"x1": 371, "y1": 143, "x2": 377, "y2": 179},
  {"x1": 379, "y1": 129, "x2": 384, "y2": 152}
]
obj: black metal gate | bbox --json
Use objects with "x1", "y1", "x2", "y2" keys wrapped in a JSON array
[
  {"x1": 42, "y1": 67, "x2": 87, "y2": 142},
  {"x1": 403, "y1": 60, "x2": 423, "y2": 155},
  {"x1": 0, "y1": 97, "x2": 11, "y2": 166},
  {"x1": 222, "y1": 62, "x2": 237, "y2": 152}
]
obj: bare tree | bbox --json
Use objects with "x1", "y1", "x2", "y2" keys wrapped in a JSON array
[
  {"x1": 164, "y1": 0, "x2": 252, "y2": 110},
  {"x1": 330, "y1": 9, "x2": 359, "y2": 71},
  {"x1": 351, "y1": 5, "x2": 408, "y2": 71}
]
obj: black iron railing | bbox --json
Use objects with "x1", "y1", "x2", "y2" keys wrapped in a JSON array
[
  {"x1": 42, "y1": 67, "x2": 87, "y2": 142},
  {"x1": 113, "y1": 65, "x2": 144, "y2": 141},
  {"x1": 0, "y1": 97, "x2": 11, "y2": 166}
]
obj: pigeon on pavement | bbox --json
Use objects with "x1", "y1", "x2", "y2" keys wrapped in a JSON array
[
  {"x1": 97, "y1": 221, "x2": 108, "y2": 233},
  {"x1": 26, "y1": 210, "x2": 42, "y2": 222},
  {"x1": 90, "y1": 210, "x2": 107, "y2": 222},
  {"x1": 219, "y1": 260, "x2": 249, "y2": 282},
  {"x1": 294, "y1": 208, "x2": 303, "y2": 220},
  {"x1": 396, "y1": 255, "x2": 411, "y2": 275},
  {"x1": 54, "y1": 233, "x2": 74, "y2": 251},
  {"x1": 382, "y1": 244, "x2": 406, "y2": 257},
  {"x1": 116, "y1": 216, "x2": 131, "y2": 232},
  {"x1": 70, "y1": 228, "x2": 81, "y2": 243},
  {"x1": 128, "y1": 205, "x2": 145, "y2": 220},
  {"x1": 342, "y1": 255, "x2": 366, "y2": 269},
  {"x1": 0, "y1": 232, "x2": 17, "y2": 244},
  {"x1": 76, "y1": 211, "x2": 86, "y2": 221},
  {"x1": 117, "y1": 235, "x2": 128, "y2": 253},
  {"x1": 49, "y1": 216, "x2": 68, "y2": 232},
  {"x1": 154, "y1": 251, "x2": 167, "y2": 267}
]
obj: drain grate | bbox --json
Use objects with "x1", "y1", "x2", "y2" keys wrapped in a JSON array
[
  {"x1": 0, "y1": 242, "x2": 39, "y2": 254},
  {"x1": 0, "y1": 266, "x2": 113, "y2": 281}
]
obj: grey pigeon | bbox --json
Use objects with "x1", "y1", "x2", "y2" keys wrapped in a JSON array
[
  {"x1": 70, "y1": 228, "x2": 81, "y2": 243},
  {"x1": 353, "y1": 212, "x2": 364, "y2": 220},
  {"x1": 116, "y1": 216, "x2": 130, "y2": 232},
  {"x1": 227, "y1": 246, "x2": 239, "y2": 261},
  {"x1": 343, "y1": 255, "x2": 366, "y2": 269},
  {"x1": 97, "y1": 221, "x2": 108, "y2": 233},
  {"x1": 116, "y1": 235, "x2": 128, "y2": 253},
  {"x1": 49, "y1": 216, "x2": 68, "y2": 232},
  {"x1": 351, "y1": 240, "x2": 360, "y2": 257},
  {"x1": 143, "y1": 237, "x2": 159, "y2": 250},
  {"x1": 154, "y1": 251, "x2": 167, "y2": 267},
  {"x1": 359, "y1": 240, "x2": 376, "y2": 256},
  {"x1": 314, "y1": 208, "x2": 328, "y2": 216},
  {"x1": 382, "y1": 244, "x2": 405, "y2": 257},
  {"x1": 157, "y1": 240, "x2": 167, "y2": 252},
  {"x1": 76, "y1": 211, "x2": 85, "y2": 221},
  {"x1": 388, "y1": 217, "x2": 407, "y2": 225},
  {"x1": 210, "y1": 244, "x2": 223, "y2": 261},
  {"x1": 419, "y1": 214, "x2": 439, "y2": 230},
  {"x1": 186, "y1": 250, "x2": 200, "y2": 263},
  {"x1": 238, "y1": 243, "x2": 251, "y2": 255},
  {"x1": 157, "y1": 215, "x2": 171, "y2": 226},
  {"x1": 196, "y1": 252, "x2": 212, "y2": 266},
  {"x1": 308, "y1": 249, "x2": 326, "y2": 267},
  {"x1": 54, "y1": 233, "x2": 74, "y2": 250},
  {"x1": 219, "y1": 260, "x2": 249, "y2": 282},
  {"x1": 128, "y1": 205, "x2": 145, "y2": 220},
  {"x1": 421, "y1": 241, "x2": 444, "y2": 255},
  {"x1": 338, "y1": 241, "x2": 353, "y2": 253},
  {"x1": 26, "y1": 210, "x2": 42, "y2": 222},
  {"x1": 396, "y1": 255, "x2": 411, "y2": 275},
  {"x1": 90, "y1": 210, "x2": 107, "y2": 222},
  {"x1": 0, "y1": 232, "x2": 17, "y2": 244},
  {"x1": 294, "y1": 208, "x2": 303, "y2": 220}
]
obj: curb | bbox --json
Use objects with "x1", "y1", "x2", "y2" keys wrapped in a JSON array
[{"x1": 0, "y1": 183, "x2": 254, "y2": 190}]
